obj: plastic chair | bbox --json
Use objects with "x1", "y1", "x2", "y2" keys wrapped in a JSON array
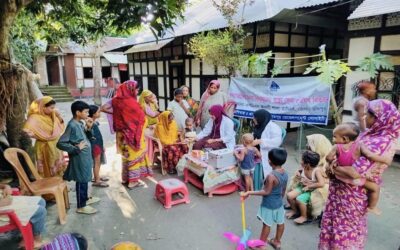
[
  {"x1": 0, "y1": 209, "x2": 34, "y2": 250},
  {"x1": 4, "y1": 148, "x2": 69, "y2": 225},
  {"x1": 146, "y1": 135, "x2": 166, "y2": 175}
]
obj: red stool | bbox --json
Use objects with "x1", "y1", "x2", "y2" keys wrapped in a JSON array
[{"x1": 155, "y1": 179, "x2": 190, "y2": 209}]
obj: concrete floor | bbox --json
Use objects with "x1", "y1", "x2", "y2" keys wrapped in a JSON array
[{"x1": 1, "y1": 98, "x2": 399, "y2": 250}]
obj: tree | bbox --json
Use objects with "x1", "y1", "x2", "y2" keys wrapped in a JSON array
[{"x1": 0, "y1": 0, "x2": 185, "y2": 148}]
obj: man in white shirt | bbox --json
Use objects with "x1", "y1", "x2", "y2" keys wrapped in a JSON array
[{"x1": 167, "y1": 88, "x2": 191, "y2": 130}]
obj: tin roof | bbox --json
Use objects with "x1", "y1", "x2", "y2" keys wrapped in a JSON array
[
  {"x1": 118, "y1": 0, "x2": 342, "y2": 52},
  {"x1": 348, "y1": 0, "x2": 400, "y2": 19},
  {"x1": 103, "y1": 53, "x2": 127, "y2": 64},
  {"x1": 60, "y1": 37, "x2": 130, "y2": 54}
]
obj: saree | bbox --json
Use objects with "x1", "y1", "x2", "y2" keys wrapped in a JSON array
[
  {"x1": 24, "y1": 96, "x2": 65, "y2": 177},
  {"x1": 195, "y1": 80, "x2": 228, "y2": 128},
  {"x1": 139, "y1": 90, "x2": 159, "y2": 126},
  {"x1": 319, "y1": 99, "x2": 400, "y2": 249},
  {"x1": 155, "y1": 111, "x2": 188, "y2": 173},
  {"x1": 113, "y1": 81, "x2": 153, "y2": 183}
]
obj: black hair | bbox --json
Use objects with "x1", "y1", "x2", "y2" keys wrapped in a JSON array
[
  {"x1": 302, "y1": 150, "x2": 320, "y2": 168},
  {"x1": 268, "y1": 148, "x2": 287, "y2": 166},
  {"x1": 44, "y1": 99, "x2": 56, "y2": 107},
  {"x1": 71, "y1": 101, "x2": 90, "y2": 117},
  {"x1": 343, "y1": 122, "x2": 360, "y2": 141},
  {"x1": 89, "y1": 105, "x2": 99, "y2": 118},
  {"x1": 174, "y1": 88, "x2": 183, "y2": 96},
  {"x1": 71, "y1": 233, "x2": 88, "y2": 250}
]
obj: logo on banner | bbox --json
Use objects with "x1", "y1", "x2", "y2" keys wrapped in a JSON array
[{"x1": 269, "y1": 81, "x2": 280, "y2": 92}]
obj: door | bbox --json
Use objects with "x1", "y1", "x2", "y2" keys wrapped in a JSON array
[{"x1": 169, "y1": 64, "x2": 184, "y2": 100}]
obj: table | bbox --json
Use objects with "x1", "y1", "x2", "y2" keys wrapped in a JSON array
[{"x1": 182, "y1": 154, "x2": 240, "y2": 197}]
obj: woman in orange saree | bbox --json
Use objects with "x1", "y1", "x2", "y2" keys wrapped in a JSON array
[{"x1": 24, "y1": 96, "x2": 66, "y2": 177}]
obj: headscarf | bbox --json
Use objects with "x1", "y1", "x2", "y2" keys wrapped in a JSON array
[
  {"x1": 356, "y1": 99, "x2": 400, "y2": 184},
  {"x1": 154, "y1": 111, "x2": 179, "y2": 145},
  {"x1": 195, "y1": 80, "x2": 220, "y2": 122},
  {"x1": 306, "y1": 134, "x2": 332, "y2": 169},
  {"x1": 252, "y1": 109, "x2": 271, "y2": 139},
  {"x1": 112, "y1": 80, "x2": 145, "y2": 150},
  {"x1": 139, "y1": 90, "x2": 154, "y2": 110},
  {"x1": 209, "y1": 105, "x2": 226, "y2": 139},
  {"x1": 41, "y1": 233, "x2": 81, "y2": 250},
  {"x1": 24, "y1": 96, "x2": 65, "y2": 141}
]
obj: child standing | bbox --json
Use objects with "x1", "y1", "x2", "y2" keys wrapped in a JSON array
[
  {"x1": 286, "y1": 151, "x2": 324, "y2": 224},
  {"x1": 234, "y1": 133, "x2": 261, "y2": 191},
  {"x1": 167, "y1": 88, "x2": 191, "y2": 130},
  {"x1": 89, "y1": 105, "x2": 109, "y2": 188},
  {"x1": 326, "y1": 122, "x2": 391, "y2": 214},
  {"x1": 57, "y1": 101, "x2": 100, "y2": 215},
  {"x1": 241, "y1": 148, "x2": 288, "y2": 250}
]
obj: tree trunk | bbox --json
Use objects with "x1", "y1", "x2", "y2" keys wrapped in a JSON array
[{"x1": 93, "y1": 41, "x2": 102, "y2": 105}]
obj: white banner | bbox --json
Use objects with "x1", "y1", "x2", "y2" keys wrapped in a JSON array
[{"x1": 229, "y1": 76, "x2": 331, "y2": 125}]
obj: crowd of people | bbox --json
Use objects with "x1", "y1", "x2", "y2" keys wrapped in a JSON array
[{"x1": 0, "y1": 79, "x2": 399, "y2": 249}]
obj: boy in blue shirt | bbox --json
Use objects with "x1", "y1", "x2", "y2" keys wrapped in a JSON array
[
  {"x1": 57, "y1": 101, "x2": 100, "y2": 214},
  {"x1": 241, "y1": 148, "x2": 288, "y2": 250}
]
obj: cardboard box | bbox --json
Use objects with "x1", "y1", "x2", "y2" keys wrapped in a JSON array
[{"x1": 208, "y1": 148, "x2": 237, "y2": 169}]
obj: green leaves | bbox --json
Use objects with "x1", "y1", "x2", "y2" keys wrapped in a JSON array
[
  {"x1": 271, "y1": 60, "x2": 290, "y2": 77},
  {"x1": 356, "y1": 53, "x2": 394, "y2": 78},
  {"x1": 188, "y1": 28, "x2": 246, "y2": 76},
  {"x1": 304, "y1": 59, "x2": 351, "y2": 84}
]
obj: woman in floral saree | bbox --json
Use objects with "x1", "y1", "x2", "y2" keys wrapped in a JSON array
[
  {"x1": 24, "y1": 96, "x2": 66, "y2": 177},
  {"x1": 112, "y1": 80, "x2": 153, "y2": 189},
  {"x1": 319, "y1": 99, "x2": 400, "y2": 249}
]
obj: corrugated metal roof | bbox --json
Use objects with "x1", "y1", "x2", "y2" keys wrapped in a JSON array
[
  {"x1": 124, "y1": 38, "x2": 174, "y2": 54},
  {"x1": 103, "y1": 53, "x2": 127, "y2": 64},
  {"x1": 294, "y1": 0, "x2": 340, "y2": 8},
  {"x1": 60, "y1": 37, "x2": 130, "y2": 54},
  {"x1": 348, "y1": 0, "x2": 400, "y2": 19},
  {"x1": 121, "y1": 0, "x2": 343, "y2": 52}
]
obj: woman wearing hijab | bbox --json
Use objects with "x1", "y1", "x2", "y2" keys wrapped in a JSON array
[
  {"x1": 181, "y1": 85, "x2": 199, "y2": 117},
  {"x1": 154, "y1": 111, "x2": 188, "y2": 174},
  {"x1": 112, "y1": 80, "x2": 153, "y2": 189},
  {"x1": 195, "y1": 80, "x2": 228, "y2": 128},
  {"x1": 193, "y1": 105, "x2": 235, "y2": 150},
  {"x1": 319, "y1": 99, "x2": 400, "y2": 249},
  {"x1": 24, "y1": 96, "x2": 66, "y2": 177},
  {"x1": 139, "y1": 90, "x2": 160, "y2": 126},
  {"x1": 252, "y1": 109, "x2": 283, "y2": 190}
]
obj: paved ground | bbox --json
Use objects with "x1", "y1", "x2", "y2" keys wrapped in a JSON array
[{"x1": 1, "y1": 98, "x2": 400, "y2": 250}]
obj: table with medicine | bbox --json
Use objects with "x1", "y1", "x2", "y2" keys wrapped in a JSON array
[{"x1": 179, "y1": 148, "x2": 240, "y2": 197}]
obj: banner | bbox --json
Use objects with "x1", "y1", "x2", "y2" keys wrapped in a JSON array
[{"x1": 229, "y1": 76, "x2": 331, "y2": 125}]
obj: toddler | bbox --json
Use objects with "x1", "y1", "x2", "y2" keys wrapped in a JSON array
[
  {"x1": 241, "y1": 148, "x2": 288, "y2": 249},
  {"x1": 326, "y1": 122, "x2": 391, "y2": 214},
  {"x1": 89, "y1": 105, "x2": 109, "y2": 188},
  {"x1": 286, "y1": 151, "x2": 325, "y2": 224},
  {"x1": 234, "y1": 133, "x2": 261, "y2": 191}
]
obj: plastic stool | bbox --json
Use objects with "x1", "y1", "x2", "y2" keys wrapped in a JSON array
[{"x1": 155, "y1": 178, "x2": 190, "y2": 209}]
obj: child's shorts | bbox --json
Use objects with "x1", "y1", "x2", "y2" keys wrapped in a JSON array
[
  {"x1": 257, "y1": 205, "x2": 285, "y2": 226},
  {"x1": 240, "y1": 168, "x2": 255, "y2": 176},
  {"x1": 294, "y1": 186, "x2": 311, "y2": 204}
]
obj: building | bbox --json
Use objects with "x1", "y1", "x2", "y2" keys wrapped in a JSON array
[
  {"x1": 109, "y1": 0, "x2": 348, "y2": 115},
  {"x1": 35, "y1": 37, "x2": 129, "y2": 97},
  {"x1": 342, "y1": 0, "x2": 400, "y2": 121}
]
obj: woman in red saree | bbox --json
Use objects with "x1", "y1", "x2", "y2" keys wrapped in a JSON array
[{"x1": 112, "y1": 80, "x2": 152, "y2": 189}]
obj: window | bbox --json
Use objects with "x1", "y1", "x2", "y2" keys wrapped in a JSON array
[
  {"x1": 148, "y1": 76, "x2": 158, "y2": 96},
  {"x1": 83, "y1": 67, "x2": 93, "y2": 79},
  {"x1": 102, "y1": 67, "x2": 111, "y2": 78},
  {"x1": 134, "y1": 76, "x2": 143, "y2": 94}
]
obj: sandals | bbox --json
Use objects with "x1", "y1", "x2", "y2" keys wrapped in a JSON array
[
  {"x1": 268, "y1": 238, "x2": 281, "y2": 250},
  {"x1": 76, "y1": 205, "x2": 97, "y2": 214},
  {"x1": 86, "y1": 196, "x2": 101, "y2": 205},
  {"x1": 127, "y1": 182, "x2": 145, "y2": 190},
  {"x1": 294, "y1": 217, "x2": 312, "y2": 225},
  {"x1": 92, "y1": 177, "x2": 110, "y2": 182},
  {"x1": 92, "y1": 181, "x2": 109, "y2": 188},
  {"x1": 286, "y1": 211, "x2": 300, "y2": 219}
]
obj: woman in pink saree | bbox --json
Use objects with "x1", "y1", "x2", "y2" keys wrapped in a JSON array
[{"x1": 319, "y1": 99, "x2": 400, "y2": 250}]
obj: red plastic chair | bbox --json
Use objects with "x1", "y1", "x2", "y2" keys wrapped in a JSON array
[{"x1": 0, "y1": 209, "x2": 34, "y2": 250}]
